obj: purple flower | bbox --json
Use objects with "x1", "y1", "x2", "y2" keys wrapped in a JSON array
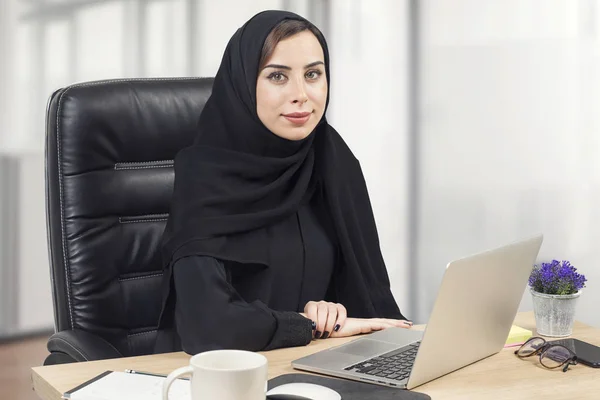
[{"x1": 529, "y1": 260, "x2": 587, "y2": 295}]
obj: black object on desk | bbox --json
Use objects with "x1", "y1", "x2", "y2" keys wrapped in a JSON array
[
  {"x1": 550, "y1": 338, "x2": 600, "y2": 368},
  {"x1": 268, "y1": 373, "x2": 431, "y2": 400}
]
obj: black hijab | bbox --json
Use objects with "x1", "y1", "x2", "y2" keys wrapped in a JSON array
[{"x1": 161, "y1": 10, "x2": 406, "y2": 320}]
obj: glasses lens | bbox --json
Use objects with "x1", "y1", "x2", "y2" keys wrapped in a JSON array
[
  {"x1": 541, "y1": 346, "x2": 572, "y2": 369},
  {"x1": 517, "y1": 337, "x2": 546, "y2": 357}
]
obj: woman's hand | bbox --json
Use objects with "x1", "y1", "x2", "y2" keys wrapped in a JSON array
[
  {"x1": 301, "y1": 301, "x2": 347, "y2": 339},
  {"x1": 329, "y1": 317, "x2": 413, "y2": 338}
]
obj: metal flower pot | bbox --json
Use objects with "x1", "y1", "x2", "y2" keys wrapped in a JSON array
[{"x1": 531, "y1": 288, "x2": 581, "y2": 337}]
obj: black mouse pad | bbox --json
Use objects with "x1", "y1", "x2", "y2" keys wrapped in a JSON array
[{"x1": 268, "y1": 373, "x2": 431, "y2": 400}]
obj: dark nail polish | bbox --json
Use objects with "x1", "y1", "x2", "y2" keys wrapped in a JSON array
[
  {"x1": 334, "y1": 324, "x2": 341, "y2": 332},
  {"x1": 322, "y1": 331, "x2": 330, "y2": 339},
  {"x1": 312, "y1": 321, "x2": 316, "y2": 330},
  {"x1": 315, "y1": 331, "x2": 322, "y2": 339}
]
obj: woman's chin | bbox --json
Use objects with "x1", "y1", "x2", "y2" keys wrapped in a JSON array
[{"x1": 273, "y1": 127, "x2": 312, "y2": 141}]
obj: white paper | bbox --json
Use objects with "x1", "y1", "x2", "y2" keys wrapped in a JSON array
[{"x1": 63, "y1": 371, "x2": 190, "y2": 400}]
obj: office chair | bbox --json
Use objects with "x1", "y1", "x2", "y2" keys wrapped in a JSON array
[{"x1": 44, "y1": 78, "x2": 213, "y2": 365}]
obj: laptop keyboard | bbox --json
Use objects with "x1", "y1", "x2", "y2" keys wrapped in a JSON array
[{"x1": 343, "y1": 341, "x2": 421, "y2": 382}]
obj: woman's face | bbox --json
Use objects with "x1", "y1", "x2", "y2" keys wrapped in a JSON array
[{"x1": 256, "y1": 30, "x2": 328, "y2": 141}]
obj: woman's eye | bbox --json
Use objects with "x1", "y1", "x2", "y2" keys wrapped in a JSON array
[
  {"x1": 306, "y1": 70, "x2": 322, "y2": 80},
  {"x1": 268, "y1": 72, "x2": 287, "y2": 82}
]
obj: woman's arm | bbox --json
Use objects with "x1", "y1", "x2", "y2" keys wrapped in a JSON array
[{"x1": 172, "y1": 256, "x2": 313, "y2": 354}]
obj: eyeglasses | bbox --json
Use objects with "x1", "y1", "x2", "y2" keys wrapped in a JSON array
[{"x1": 514, "y1": 337, "x2": 578, "y2": 372}]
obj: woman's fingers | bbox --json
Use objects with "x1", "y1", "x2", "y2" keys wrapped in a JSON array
[
  {"x1": 394, "y1": 319, "x2": 413, "y2": 328},
  {"x1": 321, "y1": 303, "x2": 339, "y2": 339},
  {"x1": 304, "y1": 301, "x2": 319, "y2": 334},
  {"x1": 315, "y1": 301, "x2": 331, "y2": 338},
  {"x1": 399, "y1": 320, "x2": 413, "y2": 328},
  {"x1": 361, "y1": 319, "x2": 406, "y2": 334},
  {"x1": 329, "y1": 317, "x2": 415, "y2": 338},
  {"x1": 333, "y1": 303, "x2": 347, "y2": 334},
  {"x1": 372, "y1": 318, "x2": 413, "y2": 329},
  {"x1": 366, "y1": 320, "x2": 389, "y2": 333},
  {"x1": 302, "y1": 301, "x2": 350, "y2": 339}
]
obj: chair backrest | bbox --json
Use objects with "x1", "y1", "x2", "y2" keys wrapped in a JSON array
[{"x1": 45, "y1": 78, "x2": 213, "y2": 356}]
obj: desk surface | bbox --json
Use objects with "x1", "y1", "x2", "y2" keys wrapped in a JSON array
[{"x1": 32, "y1": 312, "x2": 600, "y2": 400}]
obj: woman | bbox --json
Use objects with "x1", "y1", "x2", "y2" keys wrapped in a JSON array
[{"x1": 155, "y1": 10, "x2": 412, "y2": 356}]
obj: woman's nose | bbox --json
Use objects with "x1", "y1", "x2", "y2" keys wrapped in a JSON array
[{"x1": 291, "y1": 78, "x2": 308, "y2": 104}]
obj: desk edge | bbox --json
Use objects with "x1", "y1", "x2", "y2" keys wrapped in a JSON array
[{"x1": 32, "y1": 366, "x2": 64, "y2": 400}]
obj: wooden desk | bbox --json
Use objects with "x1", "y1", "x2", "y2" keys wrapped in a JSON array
[{"x1": 32, "y1": 312, "x2": 600, "y2": 400}]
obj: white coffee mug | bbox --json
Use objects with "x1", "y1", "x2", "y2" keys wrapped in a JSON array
[{"x1": 162, "y1": 349, "x2": 268, "y2": 400}]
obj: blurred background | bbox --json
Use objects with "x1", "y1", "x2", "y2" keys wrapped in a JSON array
[{"x1": 1, "y1": 0, "x2": 600, "y2": 397}]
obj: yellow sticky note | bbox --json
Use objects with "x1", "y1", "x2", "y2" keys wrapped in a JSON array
[{"x1": 505, "y1": 325, "x2": 533, "y2": 347}]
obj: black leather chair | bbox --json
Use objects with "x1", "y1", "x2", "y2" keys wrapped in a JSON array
[{"x1": 44, "y1": 78, "x2": 213, "y2": 365}]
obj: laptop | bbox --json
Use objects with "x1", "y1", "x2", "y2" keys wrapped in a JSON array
[{"x1": 292, "y1": 234, "x2": 543, "y2": 389}]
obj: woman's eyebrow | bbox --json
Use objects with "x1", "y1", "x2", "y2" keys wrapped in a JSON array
[
  {"x1": 262, "y1": 61, "x2": 325, "y2": 70},
  {"x1": 304, "y1": 61, "x2": 324, "y2": 69},
  {"x1": 263, "y1": 64, "x2": 291, "y2": 70}
]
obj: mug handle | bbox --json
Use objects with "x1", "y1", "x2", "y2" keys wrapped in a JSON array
[{"x1": 162, "y1": 366, "x2": 193, "y2": 400}]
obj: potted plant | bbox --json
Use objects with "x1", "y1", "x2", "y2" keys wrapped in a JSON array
[{"x1": 529, "y1": 260, "x2": 587, "y2": 337}]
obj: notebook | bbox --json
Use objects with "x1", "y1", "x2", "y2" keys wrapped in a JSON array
[
  {"x1": 62, "y1": 371, "x2": 190, "y2": 400},
  {"x1": 504, "y1": 325, "x2": 533, "y2": 348}
]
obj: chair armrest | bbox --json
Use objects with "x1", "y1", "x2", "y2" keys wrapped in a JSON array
[{"x1": 45, "y1": 329, "x2": 123, "y2": 364}]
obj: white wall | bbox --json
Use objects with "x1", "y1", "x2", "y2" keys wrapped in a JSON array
[
  {"x1": 17, "y1": 154, "x2": 53, "y2": 332},
  {"x1": 0, "y1": 0, "x2": 21, "y2": 151},
  {"x1": 417, "y1": 0, "x2": 600, "y2": 327},
  {"x1": 328, "y1": 0, "x2": 411, "y2": 314},
  {"x1": 199, "y1": 0, "x2": 284, "y2": 75}
]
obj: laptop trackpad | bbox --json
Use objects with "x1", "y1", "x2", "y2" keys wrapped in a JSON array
[{"x1": 332, "y1": 339, "x2": 398, "y2": 357}]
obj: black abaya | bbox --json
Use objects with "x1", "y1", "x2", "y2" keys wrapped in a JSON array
[
  {"x1": 156, "y1": 9, "x2": 406, "y2": 355},
  {"x1": 155, "y1": 189, "x2": 336, "y2": 353}
]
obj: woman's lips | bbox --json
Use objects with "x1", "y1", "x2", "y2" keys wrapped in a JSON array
[{"x1": 282, "y1": 112, "x2": 312, "y2": 125}]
